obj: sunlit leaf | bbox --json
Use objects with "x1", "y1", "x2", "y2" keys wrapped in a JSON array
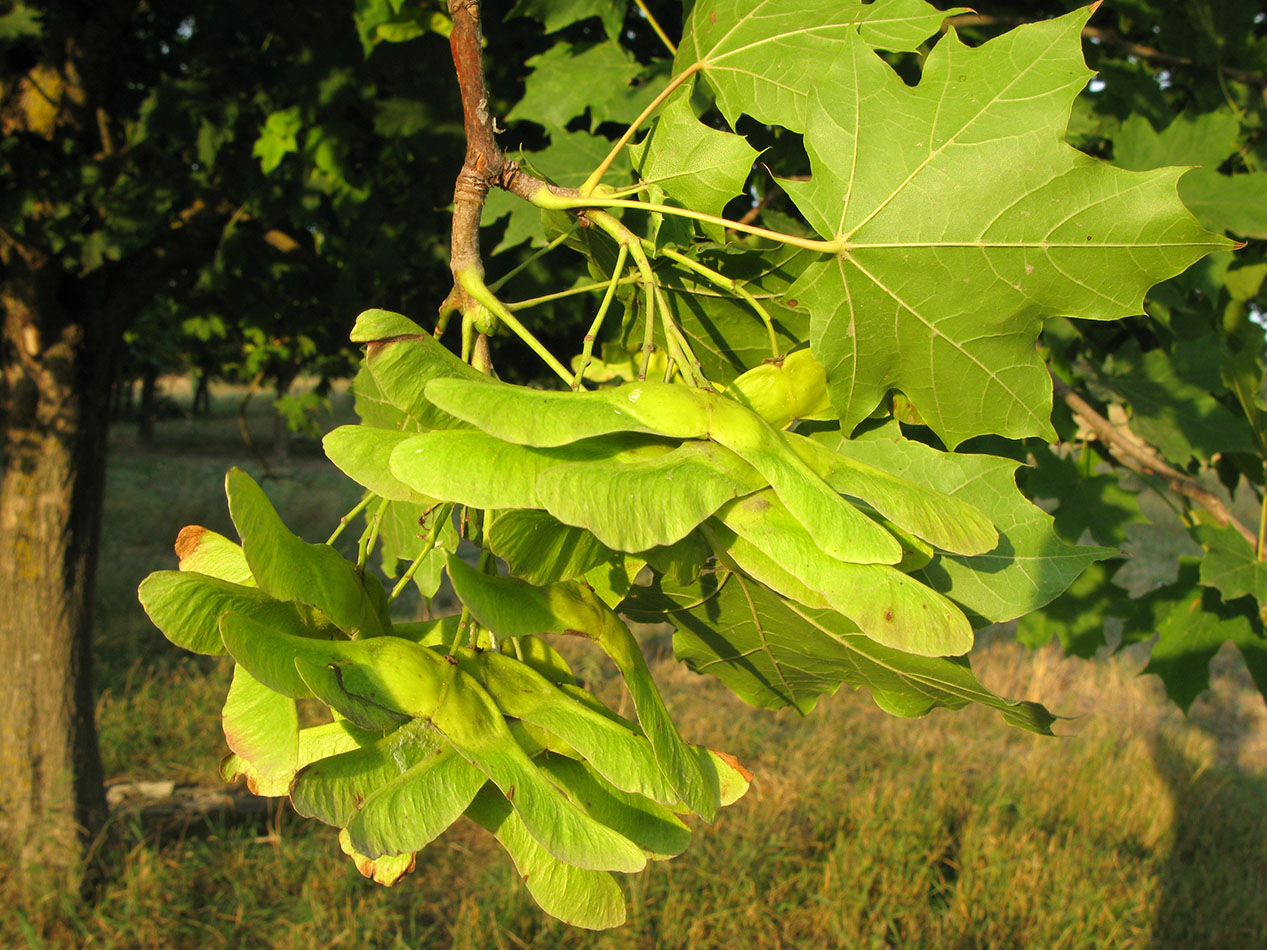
[
  {"x1": 225, "y1": 468, "x2": 389, "y2": 638},
  {"x1": 678, "y1": 0, "x2": 965, "y2": 130},
  {"x1": 626, "y1": 570, "x2": 1056, "y2": 733},
  {"x1": 466, "y1": 786, "x2": 626, "y2": 930},
  {"x1": 784, "y1": 11, "x2": 1230, "y2": 445}
]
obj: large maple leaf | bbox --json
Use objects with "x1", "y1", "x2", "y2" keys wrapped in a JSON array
[
  {"x1": 779, "y1": 8, "x2": 1231, "y2": 446},
  {"x1": 677, "y1": 0, "x2": 966, "y2": 131}
]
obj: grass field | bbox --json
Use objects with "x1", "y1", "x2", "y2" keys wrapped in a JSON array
[{"x1": 5, "y1": 378, "x2": 1267, "y2": 949}]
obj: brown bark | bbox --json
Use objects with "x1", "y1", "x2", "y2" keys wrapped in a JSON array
[
  {"x1": 443, "y1": 0, "x2": 576, "y2": 319},
  {"x1": 0, "y1": 204, "x2": 225, "y2": 900},
  {"x1": 0, "y1": 246, "x2": 111, "y2": 892},
  {"x1": 1, "y1": 0, "x2": 231, "y2": 894}
]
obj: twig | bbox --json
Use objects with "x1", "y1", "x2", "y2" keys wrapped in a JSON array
[
  {"x1": 632, "y1": 0, "x2": 676, "y2": 56},
  {"x1": 1052, "y1": 373, "x2": 1257, "y2": 547},
  {"x1": 446, "y1": 0, "x2": 502, "y2": 286}
]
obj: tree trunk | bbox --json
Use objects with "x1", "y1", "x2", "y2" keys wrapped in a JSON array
[
  {"x1": 192, "y1": 369, "x2": 211, "y2": 416},
  {"x1": 0, "y1": 257, "x2": 111, "y2": 893},
  {"x1": 137, "y1": 365, "x2": 158, "y2": 448},
  {"x1": 272, "y1": 369, "x2": 296, "y2": 465}
]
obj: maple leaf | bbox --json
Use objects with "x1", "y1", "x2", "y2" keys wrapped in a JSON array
[
  {"x1": 779, "y1": 8, "x2": 1231, "y2": 446},
  {"x1": 678, "y1": 0, "x2": 966, "y2": 131}
]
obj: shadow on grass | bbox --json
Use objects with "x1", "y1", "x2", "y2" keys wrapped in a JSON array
[{"x1": 1150, "y1": 691, "x2": 1267, "y2": 950}]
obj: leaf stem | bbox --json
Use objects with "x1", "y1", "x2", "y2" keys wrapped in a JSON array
[
  {"x1": 487, "y1": 227, "x2": 577, "y2": 294},
  {"x1": 535, "y1": 190, "x2": 841, "y2": 253},
  {"x1": 653, "y1": 242, "x2": 781, "y2": 359},
  {"x1": 389, "y1": 504, "x2": 452, "y2": 602},
  {"x1": 579, "y1": 62, "x2": 702, "y2": 197},
  {"x1": 451, "y1": 604, "x2": 471, "y2": 654},
  {"x1": 506, "y1": 274, "x2": 639, "y2": 311},
  {"x1": 326, "y1": 493, "x2": 374, "y2": 546},
  {"x1": 632, "y1": 0, "x2": 677, "y2": 55},
  {"x1": 357, "y1": 497, "x2": 390, "y2": 571},
  {"x1": 574, "y1": 243, "x2": 630, "y2": 390},
  {"x1": 457, "y1": 270, "x2": 575, "y2": 386},
  {"x1": 656, "y1": 285, "x2": 710, "y2": 388},
  {"x1": 586, "y1": 211, "x2": 661, "y2": 380}
]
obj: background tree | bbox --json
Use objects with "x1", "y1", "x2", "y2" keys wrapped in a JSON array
[{"x1": 0, "y1": 0, "x2": 464, "y2": 888}]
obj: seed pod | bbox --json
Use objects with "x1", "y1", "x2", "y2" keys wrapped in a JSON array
[{"x1": 726, "y1": 348, "x2": 833, "y2": 429}]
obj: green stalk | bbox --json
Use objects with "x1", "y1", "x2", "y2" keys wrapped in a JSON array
[
  {"x1": 534, "y1": 189, "x2": 841, "y2": 253},
  {"x1": 326, "y1": 493, "x2": 374, "y2": 546},
  {"x1": 639, "y1": 287, "x2": 657, "y2": 381},
  {"x1": 388, "y1": 503, "x2": 452, "y2": 602},
  {"x1": 506, "y1": 274, "x2": 638, "y2": 312},
  {"x1": 357, "y1": 497, "x2": 389, "y2": 571},
  {"x1": 632, "y1": 0, "x2": 676, "y2": 55},
  {"x1": 653, "y1": 241, "x2": 781, "y2": 359},
  {"x1": 457, "y1": 269, "x2": 575, "y2": 386},
  {"x1": 574, "y1": 243, "x2": 630, "y2": 390},
  {"x1": 656, "y1": 285, "x2": 709, "y2": 388},
  {"x1": 487, "y1": 227, "x2": 576, "y2": 294},
  {"x1": 579, "y1": 62, "x2": 702, "y2": 197},
  {"x1": 460, "y1": 311, "x2": 474, "y2": 364},
  {"x1": 587, "y1": 211, "x2": 661, "y2": 381}
]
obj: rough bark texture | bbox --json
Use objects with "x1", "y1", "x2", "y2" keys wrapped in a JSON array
[{"x1": 0, "y1": 248, "x2": 111, "y2": 891}]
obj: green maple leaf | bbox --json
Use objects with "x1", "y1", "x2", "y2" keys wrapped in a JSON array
[
  {"x1": 1198, "y1": 524, "x2": 1267, "y2": 622},
  {"x1": 1144, "y1": 587, "x2": 1260, "y2": 713},
  {"x1": 1113, "y1": 109, "x2": 1267, "y2": 239},
  {"x1": 625, "y1": 570, "x2": 1055, "y2": 732},
  {"x1": 678, "y1": 0, "x2": 965, "y2": 131},
  {"x1": 812, "y1": 421, "x2": 1115, "y2": 623},
  {"x1": 509, "y1": 0, "x2": 630, "y2": 38},
  {"x1": 1093, "y1": 341, "x2": 1255, "y2": 464},
  {"x1": 629, "y1": 82, "x2": 758, "y2": 242},
  {"x1": 508, "y1": 41, "x2": 665, "y2": 134},
  {"x1": 780, "y1": 10, "x2": 1231, "y2": 446}
]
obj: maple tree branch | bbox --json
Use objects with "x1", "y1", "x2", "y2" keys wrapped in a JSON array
[
  {"x1": 446, "y1": 0, "x2": 501, "y2": 285},
  {"x1": 1052, "y1": 373, "x2": 1258, "y2": 547},
  {"x1": 443, "y1": 2, "x2": 582, "y2": 332},
  {"x1": 946, "y1": 14, "x2": 1267, "y2": 87}
]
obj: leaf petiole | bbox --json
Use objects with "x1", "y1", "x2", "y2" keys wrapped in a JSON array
[
  {"x1": 579, "y1": 62, "x2": 702, "y2": 197},
  {"x1": 632, "y1": 0, "x2": 676, "y2": 55},
  {"x1": 652, "y1": 241, "x2": 781, "y2": 359},
  {"x1": 456, "y1": 270, "x2": 576, "y2": 386},
  {"x1": 326, "y1": 493, "x2": 375, "y2": 546},
  {"x1": 574, "y1": 243, "x2": 630, "y2": 390},
  {"x1": 534, "y1": 189, "x2": 841, "y2": 254}
]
